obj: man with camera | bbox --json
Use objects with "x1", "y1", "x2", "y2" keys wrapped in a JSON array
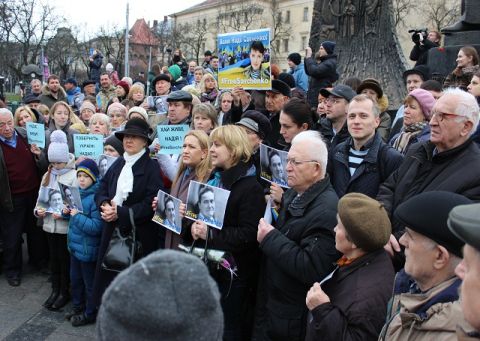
[{"x1": 409, "y1": 29, "x2": 440, "y2": 66}]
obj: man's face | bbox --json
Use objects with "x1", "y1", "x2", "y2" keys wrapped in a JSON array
[
  {"x1": 325, "y1": 96, "x2": 348, "y2": 123},
  {"x1": 270, "y1": 154, "x2": 284, "y2": 180},
  {"x1": 456, "y1": 245, "x2": 480, "y2": 331},
  {"x1": 168, "y1": 102, "x2": 190, "y2": 124},
  {"x1": 50, "y1": 193, "x2": 63, "y2": 211},
  {"x1": 427, "y1": 32, "x2": 440, "y2": 43},
  {"x1": 84, "y1": 84, "x2": 96, "y2": 95},
  {"x1": 287, "y1": 59, "x2": 295, "y2": 69},
  {"x1": 239, "y1": 126, "x2": 262, "y2": 151},
  {"x1": 399, "y1": 228, "x2": 438, "y2": 285},
  {"x1": 286, "y1": 141, "x2": 321, "y2": 193},
  {"x1": 188, "y1": 62, "x2": 196, "y2": 73},
  {"x1": 31, "y1": 80, "x2": 41, "y2": 93},
  {"x1": 100, "y1": 75, "x2": 111, "y2": 89},
  {"x1": 155, "y1": 80, "x2": 171, "y2": 95},
  {"x1": 318, "y1": 45, "x2": 327, "y2": 57},
  {"x1": 406, "y1": 74, "x2": 423, "y2": 92},
  {"x1": 165, "y1": 201, "x2": 176, "y2": 222},
  {"x1": 249, "y1": 49, "x2": 263, "y2": 70},
  {"x1": 199, "y1": 191, "x2": 215, "y2": 219},
  {"x1": 211, "y1": 58, "x2": 219, "y2": 70},
  {"x1": 48, "y1": 79, "x2": 60, "y2": 93},
  {"x1": 0, "y1": 113, "x2": 14, "y2": 139},
  {"x1": 265, "y1": 92, "x2": 288, "y2": 113},
  {"x1": 347, "y1": 100, "x2": 380, "y2": 142},
  {"x1": 429, "y1": 94, "x2": 471, "y2": 152},
  {"x1": 64, "y1": 82, "x2": 74, "y2": 91}
]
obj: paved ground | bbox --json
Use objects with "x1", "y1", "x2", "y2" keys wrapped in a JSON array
[{"x1": 0, "y1": 246, "x2": 96, "y2": 341}]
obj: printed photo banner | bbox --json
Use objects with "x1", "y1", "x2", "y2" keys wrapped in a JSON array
[
  {"x1": 73, "y1": 134, "x2": 103, "y2": 159},
  {"x1": 147, "y1": 95, "x2": 169, "y2": 115},
  {"x1": 152, "y1": 189, "x2": 183, "y2": 235},
  {"x1": 259, "y1": 143, "x2": 289, "y2": 188},
  {"x1": 217, "y1": 28, "x2": 271, "y2": 90},
  {"x1": 59, "y1": 184, "x2": 83, "y2": 212},
  {"x1": 26, "y1": 122, "x2": 45, "y2": 148},
  {"x1": 185, "y1": 181, "x2": 230, "y2": 230},
  {"x1": 97, "y1": 154, "x2": 118, "y2": 178},
  {"x1": 156, "y1": 124, "x2": 189, "y2": 155},
  {"x1": 35, "y1": 186, "x2": 64, "y2": 215}
]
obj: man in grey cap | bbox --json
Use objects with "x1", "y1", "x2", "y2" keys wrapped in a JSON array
[
  {"x1": 448, "y1": 203, "x2": 480, "y2": 336},
  {"x1": 316, "y1": 84, "x2": 356, "y2": 152}
]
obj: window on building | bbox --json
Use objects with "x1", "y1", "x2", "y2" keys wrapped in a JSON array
[
  {"x1": 283, "y1": 39, "x2": 289, "y2": 52},
  {"x1": 303, "y1": 7, "x2": 309, "y2": 22},
  {"x1": 277, "y1": 12, "x2": 282, "y2": 23},
  {"x1": 301, "y1": 36, "x2": 307, "y2": 50},
  {"x1": 285, "y1": 10, "x2": 290, "y2": 24}
]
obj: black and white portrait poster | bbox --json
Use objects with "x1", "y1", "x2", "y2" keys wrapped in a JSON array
[
  {"x1": 97, "y1": 154, "x2": 117, "y2": 178},
  {"x1": 59, "y1": 184, "x2": 83, "y2": 212},
  {"x1": 35, "y1": 186, "x2": 64, "y2": 214},
  {"x1": 147, "y1": 95, "x2": 168, "y2": 115},
  {"x1": 152, "y1": 189, "x2": 183, "y2": 234},
  {"x1": 185, "y1": 181, "x2": 230, "y2": 230},
  {"x1": 259, "y1": 143, "x2": 289, "y2": 188}
]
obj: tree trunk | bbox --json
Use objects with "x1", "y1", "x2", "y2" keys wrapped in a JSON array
[{"x1": 309, "y1": 0, "x2": 409, "y2": 108}]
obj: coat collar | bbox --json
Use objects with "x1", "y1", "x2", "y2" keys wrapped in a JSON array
[
  {"x1": 212, "y1": 160, "x2": 255, "y2": 190},
  {"x1": 285, "y1": 176, "x2": 331, "y2": 217}
]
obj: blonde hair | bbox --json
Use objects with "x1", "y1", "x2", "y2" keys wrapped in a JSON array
[
  {"x1": 192, "y1": 103, "x2": 218, "y2": 130},
  {"x1": 127, "y1": 83, "x2": 145, "y2": 101},
  {"x1": 172, "y1": 130, "x2": 211, "y2": 187},
  {"x1": 36, "y1": 104, "x2": 50, "y2": 117},
  {"x1": 209, "y1": 125, "x2": 252, "y2": 166},
  {"x1": 89, "y1": 113, "x2": 111, "y2": 132},
  {"x1": 14, "y1": 106, "x2": 37, "y2": 126},
  {"x1": 199, "y1": 73, "x2": 218, "y2": 93},
  {"x1": 50, "y1": 101, "x2": 86, "y2": 130}
]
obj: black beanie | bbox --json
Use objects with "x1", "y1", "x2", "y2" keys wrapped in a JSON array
[
  {"x1": 287, "y1": 53, "x2": 302, "y2": 66},
  {"x1": 104, "y1": 135, "x2": 124, "y2": 155}
]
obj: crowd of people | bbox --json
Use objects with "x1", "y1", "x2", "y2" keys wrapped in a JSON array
[{"x1": 0, "y1": 33, "x2": 480, "y2": 341}]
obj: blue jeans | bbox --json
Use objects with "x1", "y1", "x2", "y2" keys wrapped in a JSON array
[{"x1": 70, "y1": 255, "x2": 96, "y2": 317}]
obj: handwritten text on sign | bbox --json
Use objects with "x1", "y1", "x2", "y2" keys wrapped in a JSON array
[
  {"x1": 26, "y1": 122, "x2": 45, "y2": 148},
  {"x1": 73, "y1": 134, "x2": 103, "y2": 159},
  {"x1": 156, "y1": 125, "x2": 189, "y2": 155}
]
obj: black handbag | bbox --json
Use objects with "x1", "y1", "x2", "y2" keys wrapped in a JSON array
[{"x1": 102, "y1": 208, "x2": 142, "y2": 272}]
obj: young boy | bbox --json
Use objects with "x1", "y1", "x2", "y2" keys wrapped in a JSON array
[
  {"x1": 243, "y1": 40, "x2": 270, "y2": 80},
  {"x1": 64, "y1": 159, "x2": 103, "y2": 326}
]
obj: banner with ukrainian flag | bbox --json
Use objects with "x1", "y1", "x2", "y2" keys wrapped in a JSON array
[{"x1": 217, "y1": 28, "x2": 271, "y2": 90}]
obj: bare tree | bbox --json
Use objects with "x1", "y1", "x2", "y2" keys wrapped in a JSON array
[
  {"x1": 46, "y1": 27, "x2": 80, "y2": 79},
  {"x1": 216, "y1": 1, "x2": 264, "y2": 32},
  {"x1": 390, "y1": 0, "x2": 418, "y2": 29},
  {"x1": 268, "y1": 0, "x2": 292, "y2": 64},
  {"x1": 92, "y1": 25, "x2": 125, "y2": 76},
  {"x1": 175, "y1": 21, "x2": 209, "y2": 64},
  {"x1": 421, "y1": 0, "x2": 460, "y2": 31}
]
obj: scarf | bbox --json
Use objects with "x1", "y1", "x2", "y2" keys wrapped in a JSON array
[
  {"x1": 112, "y1": 150, "x2": 144, "y2": 206},
  {"x1": 392, "y1": 122, "x2": 427, "y2": 154}
]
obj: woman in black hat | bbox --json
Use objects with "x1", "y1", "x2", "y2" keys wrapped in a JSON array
[{"x1": 92, "y1": 118, "x2": 164, "y2": 314}]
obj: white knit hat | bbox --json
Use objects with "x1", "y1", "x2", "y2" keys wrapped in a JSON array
[
  {"x1": 48, "y1": 130, "x2": 69, "y2": 163},
  {"x1": 127, "y1": 106, "x2": 148, "y2": 122}
]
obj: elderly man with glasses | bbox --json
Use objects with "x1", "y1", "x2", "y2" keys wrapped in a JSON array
[
  {"x1": 254, "y1": 130, "x2": 339, "y2": 341},
  {"x1": 377, "y1": 87, "x2": 480, "y2": 268}
]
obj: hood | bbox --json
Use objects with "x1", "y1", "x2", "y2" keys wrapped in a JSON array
[
  {"x1": 41, "y1": 84, "x2": 67, "y2": 98},
  {"x1": 66, "y1": 86, "x2": 81, "y2": 96}
]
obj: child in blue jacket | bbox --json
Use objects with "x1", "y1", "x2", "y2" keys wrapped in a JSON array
[{"x1": 63, "y1": 159, "x2": 103, "y2": 326}]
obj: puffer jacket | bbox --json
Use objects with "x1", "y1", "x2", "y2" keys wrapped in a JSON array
[
  {"x1": 379, "y1": 270, "x2": 474, "y2": 341},
  {"x1": 67, "y1": 182, "x2": 103, "y2": 262},
  {"x1": 36, "y1": 153, "x2": 77, "y2": 234}
]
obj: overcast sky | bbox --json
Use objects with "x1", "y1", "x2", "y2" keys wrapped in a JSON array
[{"x1": 50, "y1": 0, "x2": 204, "y2": 37}]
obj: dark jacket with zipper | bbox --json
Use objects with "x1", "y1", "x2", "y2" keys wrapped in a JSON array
[
  {"x1": 254, "y1": 177, "x2": 340, "y2": 341},
  {"x1": 316, "y1": 118, "x2": 350, "y2": 153},
  {"x1": 304, "y1": 54, "x2": 338, "y2": 108},
  {"x1": 329, "y1": 133, "x2": 404, "y2": 198},
  {"x1": 305, "y1": 250, "x2": 394, "y2": 341}
]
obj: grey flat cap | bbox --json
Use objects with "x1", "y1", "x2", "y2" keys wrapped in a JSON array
[
  {"x1": 448, "y1": 203, "x2": 480, "y2": 252},
  {"x1": 166, "y1": 90, "x2": 193, "y2": 103}
]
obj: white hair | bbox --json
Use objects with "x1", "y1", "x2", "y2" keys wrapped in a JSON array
[
  {"x1": 90, "y1": 113, "x2": 111, "y2": 131},
  {"x1": 443, "y1": 88, "x2": 480, "y2": 135},
  {"x1": 291, "y1": 130, "x2": 328, "y2": 174},
  {"x1": 0, "y1": 108, "x2": 13, "y2": 119}
]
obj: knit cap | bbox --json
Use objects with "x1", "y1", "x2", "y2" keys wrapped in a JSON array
[
  {"x1": 107, "y1": 102, "x2": 127, "y2": 116},
  {"x1": 104, "y1": 135, "x2": 124, "y2": 155},
  {"x1": 77, "y1": 158, "x2": 99, "y2": 183},
  {"x1": 338, "y1": 193, "x2": 391, "y2": 252},
  {"x1": 408, "y1": 88, "x2": 436, "y2": 120},
  {"x1": 80, "y1": 101, "x2": 96, "y2": 114},
  {"x1": 116, "y1": 80, "x2": 130, "y2": 95},
  {"x1": 321, "y1": 41, "x2": 336, "y2": 55},
  {"x1": 96, "y1": 250, "x2": 223, "y2": 341},
  {"x1": 127, "y1": 106, "x2": 148, "y2": 122},
  {"x1": 106, "y1": 63, "x2": 114, "y2": 72},
  {"x1": 287, "y1": 52, "x2": 302, "y2": 66},
  {"x1": 48, "y1": 130, "x2": 69, "y2": 163},
  {"x1": 168, "y1": 64, "x2": 182, "y2": 82}
]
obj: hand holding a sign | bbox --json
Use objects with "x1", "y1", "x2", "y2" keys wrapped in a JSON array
[
  {"x1": 52, "y1": 213, "x2": 62, "y2": 220},
  {"x1": 36, "y1": 207, "x2": 46, "y2": 217},
  {"x1": 62, "y1": 207, "x2": 70, "y2": 215},
  {"x1": 30, "y1": 144, "x2": 41, "y2": 156},
  {"x1": 257, "y1": 218, "x2": 275, "y2": 243},
  {"x1": 269, "y1": 183, "x2": 284, "y2": 207},
  {"x1": 305, "y1": 47, "x2": 313, "y2": 58},
  {"x1": 192, "y1": 220, "x2": 208, "y2": 240},
  {"x1": 179, "y1": 203, "x2": 186, "y2": 218},
  {"x1": 151, "y1": 196, "x2": 158, "y2": 211},
  {"x1": 70, "y1": 208, "x2": 79, "y2": 216}
]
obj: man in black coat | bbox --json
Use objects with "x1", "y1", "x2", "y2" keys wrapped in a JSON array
[
  {"x1": 254, "y1": 130, "x2": 339, "y2": 341},
  {"x1": 328, "y1": 94, "x2": 403, "y2": 198},
  {"x1": 378, "y1": 88, "x2": 480, "y2": 258}
]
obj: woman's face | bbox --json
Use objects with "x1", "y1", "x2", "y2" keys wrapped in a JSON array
[
  {"x1": 193, "y1": 114, "x2": 214, "y2": 133},
  {"x1": 80, "y1": 109, "x2": 95, "y2": 124},
  {"x1": 209, "y1": 139, "x2": 232, "y2": 170},
  {"x1": 457, "y1": 49, "x2": 474, "y2": 68},
  {"x1": 123, "y1": 134, "x2": 146, "y2": 155},
  {"x1": 115, "y1": 86, "x2": 126, "y2": 97},
  {"x1": 361, "y1": 88, "x2": 379, "y2": 102},
  {"x1": 90, "y1": 119, "x2": 109, "y2": 136},
  {"x1": 132, "y1": 91, "x2": 144, "y2": 102},
  {"x1": 155, "y1": 80, "x2": 171, "y2": 95},
  {"x1": 194, "y1": 70, "x2": 203, "y2": 82},
  {"x1": 104, "y1": 145, "x2": 120, "y2": 157},
  {"x1": 205, "y1": 77, "x2": 216, "y2": 91},
  {"x1": 49, "y1": 192, "x2": 63, "y2": 211},
  {"x1": 468, "y1": 75, "x2": 480, "y2": 97},
  {"x1": 182, "y1": 135, "x2": 206, "y2": 167},
  {"x1": 165, "y1": 201, "x2": 175, "y2": 222},
  {"x1": 109, "y1": 111, "x2": 126, "y2": 128},
  {"x1": 403, "y1": 98, "x2": 425, "y2": 127},
  {"x1": 18, "y1": 110, "x2": 33, "y2": 127},
  {"x1": 53, "y1": 105, "x2": 69, "y2": 128},
  {"x1": 279, "y1": 111, "x2": 307, "y2": 144},
  {"x1": 220, "y1": 93, "x2": 233, "y2": 113},
  {"x1": 51, "y1": 162, "x2": 67, "y2": 171},
  {"x1": 317, "y1": 95, "x2": 327, "y2": 115}
]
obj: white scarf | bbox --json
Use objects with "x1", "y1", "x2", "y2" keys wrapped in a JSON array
[{"x1": 112, "y1": 150, "x2": 145, "y2": 206}]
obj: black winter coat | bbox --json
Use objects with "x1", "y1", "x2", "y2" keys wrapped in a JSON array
[
  {"x1": 304, "y1": 54, "x2": 338, "y2": 109},
  {"x1": 328, "y1": 133, "x2": 404, "y2": 198},
  {"x1": 316, "y1": 117, "x2": 350, "y2": 153},
  {"x1": 305, "y1": 250, "x2": 395, "y2": 341},
  {"x1": 377, "y1": 139, "x2": 480, "y2": 234},
  {"x1": 254, "y1": 177, "x2": 340, "y2": 341}
]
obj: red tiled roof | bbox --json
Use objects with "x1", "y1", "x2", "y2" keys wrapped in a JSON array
[{"x1": 129, "y1": 18, "x2": 158, "y2": 45}]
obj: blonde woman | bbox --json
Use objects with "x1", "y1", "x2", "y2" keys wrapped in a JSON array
[
  {"x1": 46, "y1": 101, "x2": 85, "y2": 153},
  {"x1": 192, "y1": 103, "x2": 218, "y2": 134},
  {"x1": 126, "y1": 83, "x2": 146, "y2": 108},
  {"x1": 199, "y1": 73, "x2": 219, "y2": 104},
  {"x1": 14, "y1": 106, "x2": 37, "y2": 127}
]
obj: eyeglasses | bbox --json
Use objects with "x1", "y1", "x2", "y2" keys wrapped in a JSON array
[
  {"x1": 286, "y1": 158, "x2": 320, "y2": 167},
  {"x1": 325, "y1": 98, "x2": 343, "y2": 105},
  {"x1": 431, "y1": 111, "x2": 465, "y2": 122}
]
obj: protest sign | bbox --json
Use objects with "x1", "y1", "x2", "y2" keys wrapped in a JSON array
[
  {"x1": 35, "y1": 186, "x2": 64, "y2": 215},
  {"x1": 59, "y1": 184, "x2": 83, "y2": 212},
  {"x1": 73, "y1": 134, "x2": 103, "y2": 159},
  {"x1": 97, "y1": 154, "x2": 117, "y2": 178},
  {"x1": 259, "y1": 143, "x2": 289, "y2": 188},
  {"x1": 26, "y1": 122, "x2": 45, "y2": 148},
  {"x1": 156, "y1": 125, "x2": 189, "y2": 155},
  {"x1": 185, "y1": 181, "x2": 230, "y2": 230},
  {"x1": 217, "y1": 28, "x2": 271, "y2": 90},
  {"x1": 152, "y1": 189, "x2": 183, "y2": 234},
  {"x1": 147, "y1": 95, "x2": 168, "y2": 115}
]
